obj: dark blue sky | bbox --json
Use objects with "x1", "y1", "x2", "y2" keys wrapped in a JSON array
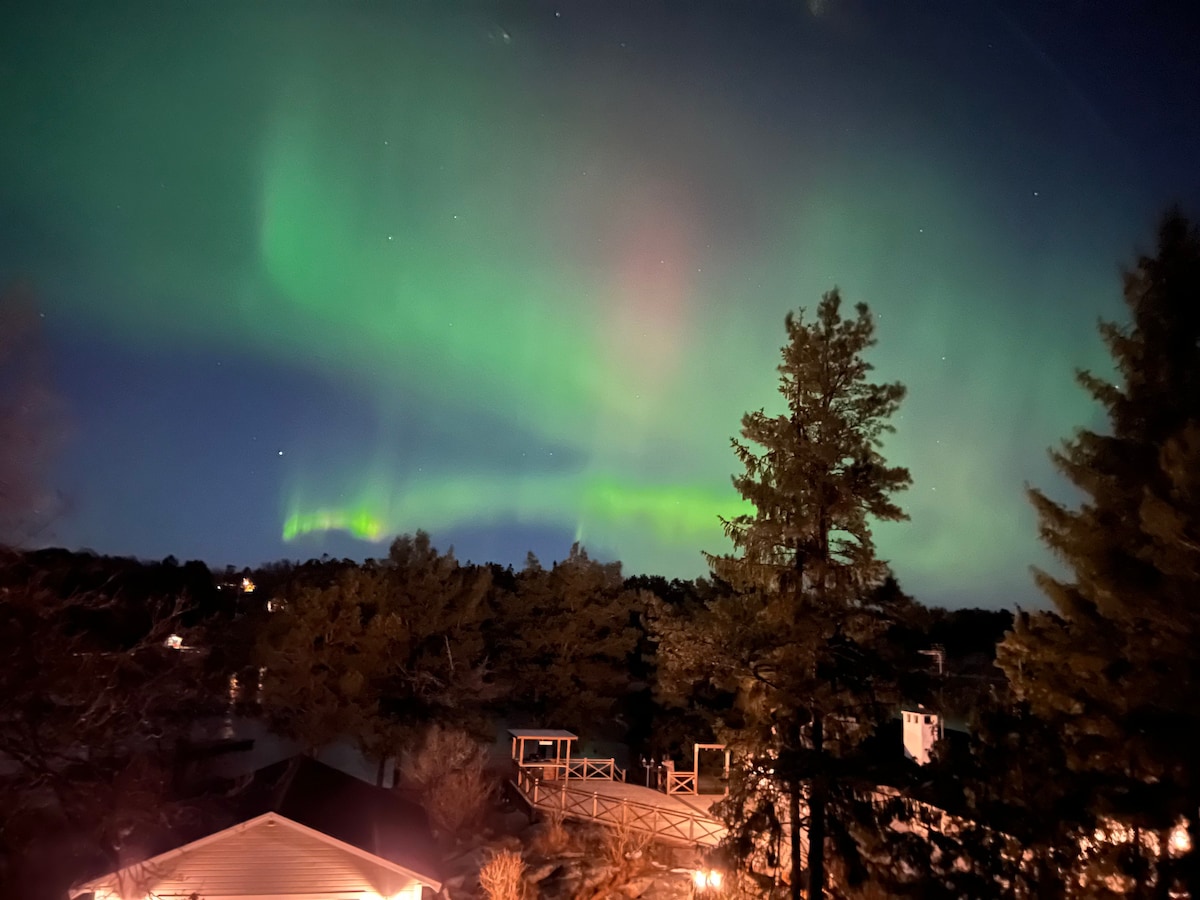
[{"x1": 2, "y1": 0, "x2": 1198, "y2": 608}]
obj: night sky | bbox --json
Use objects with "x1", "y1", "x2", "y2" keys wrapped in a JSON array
[{"x1": 2, "y1": 1, "x2": 1198, "y2": 609}]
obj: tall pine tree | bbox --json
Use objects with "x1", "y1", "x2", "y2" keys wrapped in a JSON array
[
  {"x1": 494, "y1": 545, "x2": 641, "y2": 731},
  {"x1": 659, "y1": 290, "x2": 910, "y2": 899},
  {"x1": 999, "y1": 210, "x2": 1200, "y2": 896}
]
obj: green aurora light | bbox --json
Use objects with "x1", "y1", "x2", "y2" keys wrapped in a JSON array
[{"x1": 0, "y1": 1, "x2": 1167, "y2": 604}]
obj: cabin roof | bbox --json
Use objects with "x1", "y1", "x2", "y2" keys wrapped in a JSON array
[
  {"x1": 241, "y1": 755, "x2": 441, "y2": 880},
  {"x1": 70, "y1": 755, "x2": 440, "y2": 895},
  {"x1": 73, "y1": 810, "x2": 439, "y2": 898}
]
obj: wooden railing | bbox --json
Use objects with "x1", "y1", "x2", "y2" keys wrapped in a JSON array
[
  {"x1": 512, "y1": 767, "x2": 724, "y2": 848},
  {"x1": 566, "y1": 757, "x2": 625, "y2": 781},
  {"x1": 516, "y1": 758, "x2": 626, "y2": 783},
  {"x1": 665, "y1": 770, "x2": 697, "y2": 795}
]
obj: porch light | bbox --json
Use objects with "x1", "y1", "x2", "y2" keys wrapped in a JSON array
[{"x1": 692, "y1": 868, "x2": 723, "y2": 891}]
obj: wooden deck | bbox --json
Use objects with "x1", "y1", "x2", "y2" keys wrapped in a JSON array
[{"x1": 511, "y1": 764, "x2": 726, "y2": 848}]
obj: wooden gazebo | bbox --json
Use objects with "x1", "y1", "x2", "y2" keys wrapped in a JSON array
[{"x1": 508, "y1": 729, "x2": 577, "y2": 781}]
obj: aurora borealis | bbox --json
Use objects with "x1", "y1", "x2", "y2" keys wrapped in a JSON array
[{"x1": 2, "y1": 1, "x2": 1198, "y2": 608}]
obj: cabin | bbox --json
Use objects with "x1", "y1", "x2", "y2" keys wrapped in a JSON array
[
  {"x1": 901, "y1": 706, "x2": 943, "y2": 766},
  {"x1": 70, "y1": 756, "x2": 441, "y2": 900}
]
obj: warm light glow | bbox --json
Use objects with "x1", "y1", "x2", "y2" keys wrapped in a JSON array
[
  {"x1": 1170, "y1": 821, "x2": 1192, "y2": 855},
  {"x1": 242, "y1": 576, "x2": 256, "y2": 593},
  {"x1": 692, "y1": 868, "x2": 724, "y2": 892},
  {"x1": 357, "y1": 887, "x2": 423, "y2": 900},
  {"x1": 1094, "y1": 821, "x2": 1134, "y2": 845},
  {"x1": 164, "y1": 634, "x2": 183, "y2": 650}
]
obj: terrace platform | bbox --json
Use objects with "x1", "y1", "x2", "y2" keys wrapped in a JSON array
[{"x1": 506, "y1": 729, "x2": 726, "y2": 848}]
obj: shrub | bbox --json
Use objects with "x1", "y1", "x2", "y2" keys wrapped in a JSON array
[
  {"x1": 601, "y1": 812, "x2": 654, "y2": 874},
  {"x1": 479, "y1": 849, "x2": 527, "y2": 900},
  {"x1": 402, "y1": 725, "x2": 496, "y2": 840},
  {"x1": 530, "y1": 810, "x2": 573, "y2": 856}
]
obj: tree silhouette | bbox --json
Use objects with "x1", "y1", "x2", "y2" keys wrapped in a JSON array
[
  {"x1": 1000, "y1": 210, "x2": 1200, "y2": 896},
  {"x1": 658, "y1": 290, "x2": 911, "y2": 899},
  {"x1": 0, "y1": 283, "x2": 62, "y2": 545}
]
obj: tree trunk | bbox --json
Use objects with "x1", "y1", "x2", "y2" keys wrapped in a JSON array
[
  {"x1": 789, "y1": 774, "x2": 803, "y2": 900},
  {"x1": 1033, "y1": 850, "x2": 1065, "y2": 900},
  {"x1": 1152, "y1": 835, "x2": 1172, "y2": 900},
  {"x1": 1183, "y1": 812, "x2": 1200, "y2": 900},
  {"x1": 807, "y1": 715, "x2": 827, "y2": 899},
  {"x1": 1132, "y1": 826, "x2": 1147, "y2": 899}
]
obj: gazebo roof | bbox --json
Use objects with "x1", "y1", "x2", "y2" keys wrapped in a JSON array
[{"x1": 507, "y1": 728, "x2": 577, "y2": 740}]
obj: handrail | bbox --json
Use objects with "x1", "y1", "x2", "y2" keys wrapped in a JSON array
[
  {"x1": 511, "y1": 768, "x2": 724, "y2": 847},
  {"x1": 518, "y1": 757, "x2": 626, "y2": 782},
  {"x1": 665, "y1": 771, "x2": 697, "y2": 795}
]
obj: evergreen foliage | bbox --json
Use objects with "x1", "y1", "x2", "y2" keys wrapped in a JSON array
[
  {"x1": 0, "y1": 554, "x2": 227, "y2": 895},
  {"x1": 494, "y1": 544, "x2": 642, "y2": 731},
  {"x1": 257, "y1": 531, "x2": 497, "y2": 776},
  {"x1": 999, "y1": 210, "x2": 1200, "y2": 895},
  {"x1": 656, "y1": 290, "x2": 911, "y2": 899}
]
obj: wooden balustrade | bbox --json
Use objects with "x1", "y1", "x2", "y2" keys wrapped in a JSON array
[
  {"x1": 517, "y1": 757, "x2": 627, "y2": 783},
  {"x1": 511, "y1": 768, "x2": 723, "y2": 847},
  {"x1": 665, "y1": 771, "x2": 697, "y2": 795}
]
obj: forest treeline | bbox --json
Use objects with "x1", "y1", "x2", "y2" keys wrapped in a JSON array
[
  {"x1": 0, "y1": 536, "x2": 1005, "y2": 896},
  {"x1": 3, "y1": 209, "x2": 1199, "y2": 898}
]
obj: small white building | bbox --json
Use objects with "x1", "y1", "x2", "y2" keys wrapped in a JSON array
[
  {"x1": 901, "y1": 706, "x2": 942, "y2": 766},
  {"x1": 71, "y1": 756, "x2": 441, "y2": 900}
]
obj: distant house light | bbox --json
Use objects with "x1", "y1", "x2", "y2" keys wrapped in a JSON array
[
  {"x1": 242, "y1": 577, "x2": 256, "y2": 593},
  {"x1": 165, "y1": 634, "x2": 184, "y2": 650}
]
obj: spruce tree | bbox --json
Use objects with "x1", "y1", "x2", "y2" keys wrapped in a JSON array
[
  {"x1": 495, "y1": 545, "x2": 642, "y2": 730},
  {"x1": 998, "y1": 210, "x2": 1200, "y2": 895},
  {"x1": 659, "y1": 289, "x2": 910, "y2": 899},
  {"x1": 258, "y1": 531, "x2": 497, "y2": 780}
]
